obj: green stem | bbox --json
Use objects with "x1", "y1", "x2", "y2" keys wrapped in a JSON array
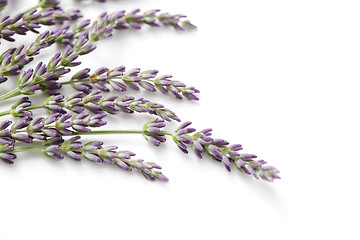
[
  {"x1": 0, "y1": 110, "x2": 10, "y2": 117},
  {"x1": 14, "y1": 129, "x2": 173, "y2": 137},
  {"x1": 0, "y1": 88, "x2": 22, "y2": 102},
  {"x1": 8, "y1": 145, "x2": 43, "y2": 153},
  {"x1": 72, "y1": 130, "x2": 172, "y2": 136},
  {"x1": 25, "y1": 105, "x2": 45, "y2": 111},
  {"x1": 0, "y1": 105, "x2": 45, "y2": 117},
  {"x1": 60, "y1": 78, "x2": 89, "y2": 85},
  {"x1": 7, "y1": 130, "x2": 173, "y2": 153}
]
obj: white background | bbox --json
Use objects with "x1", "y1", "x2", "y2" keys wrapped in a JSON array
[{"x1": 1, "y1": 0, "x2": 359, "y2": 239}]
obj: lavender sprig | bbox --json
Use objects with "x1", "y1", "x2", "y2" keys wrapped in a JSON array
[
  {"x1": 0, "y1": 56, "x2": 199, "y2": 102},
  {"x1": 0, "y1": 5, "x2": 82, "y2": 42},
  {"x1": 3, "y1": 134, "x2": 167, "y2": 181},
  {"x1": 172, "y1": 122, "x2": 281, "y2": 182},
  {"x1": 0, "y1": 90, "x2": 180, "y2": 122},
  {"x1": 68, "y1": 66, "x2": 200, "y2": 100},
  {"x1": 1, "y1": 113, "x2": 280, "y2": 182},
  {"x1": 0, "y1": 30, "x2": 66, "y2": 85},
  {"x1": 0, "y1": 44, "x2": 88, "y2": 101},
  {"x1": 56, "y1": 9, "x2": 196, "y2": 46}
]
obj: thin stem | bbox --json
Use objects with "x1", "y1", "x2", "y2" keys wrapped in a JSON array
[
  {"x1": 0, "y1": 110, "x2": 10, "y2": 117},
  {"x1": 8, "y1": 145, "x2": 43, "y2": 153},
  {"x1": 0, "y1": 88, "x2": 21, "y2": 102},
  {"x1": 7, "y1": 131, "x2": 173, "y2": 153},
  {"x1": 25, "y1": 105, "x2": 45, "y2": 111},
  {"x1": 14, "y1": 129, "x2": 173, "y2": 136},
  {"x1": 60, "y1": 79, "x2": 88, "y2": 85},
  {"x1": 72, "y1": 130, "x2": 172, "y2": 136},
  {"x1": 72, "y1": 130, "x2": 144, "y2": 135}
]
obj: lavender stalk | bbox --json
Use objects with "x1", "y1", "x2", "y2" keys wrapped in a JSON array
[
  {"x1": 0, "y1": 90, "x2": 181, "y2": 122},
  {"x1": 0, "y1": 30, "x2": 63, "y2": 83},
  {"x1": 5, "y1": 136, "x2": 168, "y2": 181},
  {"x1": 0, "y1": 51, "x2": 199, "y2": 102},
  {"x1": 0, "y1": 5, "x2": 82, "y2": 42},
  {"x1": 1, "y1": 115, "x2": 280, "y2": 182},
  {"x1": 65, "y1": 67, "x2": 200, "y2": 100},
  {"x1": 56, "y1": 9, "x2": 196, "y2": 46}
]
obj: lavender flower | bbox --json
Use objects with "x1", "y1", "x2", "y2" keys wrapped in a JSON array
[
  {"x1": 1, "y1": 90, "x2": 180, "y2": 121},
  {"x1": 0, "y1": 30, "x2": 64, "y2": 85},
  {"x1": 69, "y1": 66, "x2": 200, "y2": 100},
  {"x1": 142, "y1": 118, "x2": 167, "y2": 147},
  {"x1": 171, "y1": 122, "x2": 281, "y2": 182},
  {"x1": 0, "y1": 6, "x2": 81, "y2": 42},
  {"x1": 0, "y1": 45, "x2": 34, "y2": 77},
  {"x1": 9, "y1": 97, "x2": 32, "y2": 117},
  {"x1": 56, "y1": 9, "x2": 195, "y2": 46},
  {"x1": 115, "y1": 151, "x2": 168, "y2": 181}
]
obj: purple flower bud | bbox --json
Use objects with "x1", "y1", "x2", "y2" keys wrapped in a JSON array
[
  {"x1": 240, "y1": 154, "x2": 257, "y2": 160},
  {"x1": 11, "y1": 133, "x2": 32, "y2": 143},
  {"x1": 0, "y1": 153, "x2": 17, "y2": 164},
  {"x1": 72, "y1": 68, "x2": 90, "y2": 80},
  {"x1": 212, "y1": 139, "x2": 229, "y2": 146},
  {"x1": 230, "y1": 144, "x2": 243, "y2": 151},
  {"x1": 0, "y1": 120, "x2": 12, "y2": 130},
  {"x1": 84, "y1": 153, "x2": 102, "y2": 163},
  {"x1": 20, "y1": 84, "x2": 41, "y2": 95}
]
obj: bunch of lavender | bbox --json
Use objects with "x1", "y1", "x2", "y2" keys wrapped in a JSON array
[{"x1": 0, "y1": 0, "x2": 280, "y2": 182}]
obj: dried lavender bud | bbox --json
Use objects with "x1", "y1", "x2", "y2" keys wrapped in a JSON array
[
  {"x1": 0, "y1": 120, "x2": 12, "y2": 137},
  {"x1": 17, "y1": 69, "x2": 34, "y2": 87},
  {"x1": 9, "y1": 97, "x2": 32, "y2": 117},
  {"x1": 142, "y1": 118, "x2": 167, "y2": 146},
  {"x1": 0, "y1": 45, "x2": 33, "y2": 77},
  {"x1": 25, "y1": 30, "x2": 63, "y2": 56},
  {"x1": 0, "y1": 141, "x2": 16, "y2": 163},
  {"x1": 115, "y1": 151, "x2": 168, "y2": 181},
  {"x1": 73, "y1": 32, "x2": 97, "y2": 55},
  {"x1": 26, "y1": 117, "x2": 46, "y2": 140},
  {"x1": 10, "y1": 117, "x2": 32, "y2": 143}
]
